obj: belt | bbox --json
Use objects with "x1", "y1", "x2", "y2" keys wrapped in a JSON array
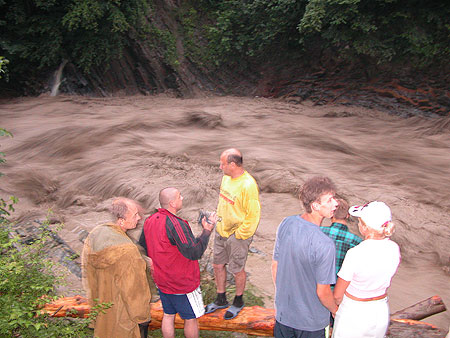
[{"x1": 345, "y1": 291, "x2": 387, "y2": 302}]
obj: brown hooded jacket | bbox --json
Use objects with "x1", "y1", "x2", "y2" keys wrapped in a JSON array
[{"x1": 83, "y1": 223, "x2": 151, "y2": 338}]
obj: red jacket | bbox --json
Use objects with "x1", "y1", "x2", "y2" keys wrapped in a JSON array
[{"x1": 141, "y1": 208, "x2": 211, "y2": 294}]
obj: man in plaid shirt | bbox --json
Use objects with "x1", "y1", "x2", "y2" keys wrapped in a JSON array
[
  {"x1": 320, "y1": 197, "x2": 363, "y2": 280},
  {"x1": 320, "y1": 196, "x2": 362, "y2": 334}
]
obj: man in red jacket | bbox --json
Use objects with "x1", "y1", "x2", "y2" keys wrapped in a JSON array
[{"x1": 139, "y1": 187, "x2": 217, "y2": 338}]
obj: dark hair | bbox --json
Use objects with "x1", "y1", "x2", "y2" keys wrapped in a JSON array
[
  {"x1": 227, "y1": 153, "x2": 243, "y2": 167},
  {"x1": 299, "y1": 176, "x2": 336, "y2": 213},
  {"x1": 333, "y1": 196, "x2": 349, "y2": 219}
]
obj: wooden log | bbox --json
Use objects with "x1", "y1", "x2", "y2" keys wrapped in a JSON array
[
  {"x1": 39, "y1": 295, "x2": 90, "y2": 318},
  {"x1": 387, "y1": 319, "x2": 447, "y2": 338},
  {"x1": 391, "y1": 295, "x2": 447, "y2": 321},
  {"x1": 39, "y1": 298, "x2": 275, "y2": 336},
  {"x1": 148, "y1": 301, "x2": 275, "y2": 336},
  {"x1": 39, "y1": 296, "x2": 448, "y2": 337}
]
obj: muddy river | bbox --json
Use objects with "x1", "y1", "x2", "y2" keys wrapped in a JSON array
[{"x1": 0, "y1": 94, "x2": 449, "y2": 330}]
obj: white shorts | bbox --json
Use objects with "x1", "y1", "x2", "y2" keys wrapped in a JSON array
[{"x1": 332, "y1": 294, "x2": 389, "y2": 338}]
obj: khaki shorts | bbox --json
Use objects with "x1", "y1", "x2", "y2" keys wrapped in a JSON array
[{"x1": 213, "y1": 232, "x2": 252, "y2": 274}]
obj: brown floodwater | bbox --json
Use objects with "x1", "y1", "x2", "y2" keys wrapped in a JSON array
[{"x1": 0, "y1": 94, "x2": 449, "y2": 330}]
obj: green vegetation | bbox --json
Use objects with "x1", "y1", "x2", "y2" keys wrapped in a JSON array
[
  {"x1": 2, "y1": 0, "x2": 448, "y2": 77},
  {"x1": 177, "y1": 6, "x2": 210, "y2": 67},
  {"x1": 192, "y1": 0, "x2": 450, "y2": 69},
  {"x1": 0, "y1": 57, "x2": 8, "y2": 81},
  {"x1": 0, "y1": 0, "x2": 149, "y2": 75},
  {"x1": 0, "y1": 205, "x2": 100, "y2": 336},
  {"x1": 1, "y1": 0, "x2": 449, "y2": 93},
  {"x1": 146, "y1": 24, "x2": 180, "y2": 69},
  {"x1": 297, "y1": 0, "x2": 450, "y2": 66},
  {"x1": 200, "y1": 0, "x2": 307, "y2": 67}
]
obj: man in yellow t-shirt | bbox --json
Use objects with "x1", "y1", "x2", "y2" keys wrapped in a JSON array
[{"x1": 205, "y1": 148, "x2": 261, "y2": 320}]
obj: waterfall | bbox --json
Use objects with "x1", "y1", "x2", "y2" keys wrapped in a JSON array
[{"x1": 50, "y1": 59, "x2": 68, "y2": 97}]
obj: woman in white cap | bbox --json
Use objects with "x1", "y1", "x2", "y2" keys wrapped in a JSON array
[{"x1": 332, "y1": 201, "x2": 401, "y2": 338}]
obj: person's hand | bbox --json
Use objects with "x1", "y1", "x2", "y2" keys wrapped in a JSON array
[
  {"x1": 201, "y1": 212, "x2": 217, "y2": 231},
  {"x1": 331, "y1": 305, "x2": 339, "y2": 318}
]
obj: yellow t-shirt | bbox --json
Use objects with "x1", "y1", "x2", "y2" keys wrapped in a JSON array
[{"x1": 216, "y1": 170, "x2": 261, "y2": 240}]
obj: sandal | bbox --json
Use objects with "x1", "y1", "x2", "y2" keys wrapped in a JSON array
[
  {"x1": 204, "y1": 302, "x2": 229, "y2": 314},
  {"x1": 224, "y1": 304, "x2": 244, "y2": 320}
]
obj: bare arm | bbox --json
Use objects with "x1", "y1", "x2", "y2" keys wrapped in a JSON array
[
  {"x1": 271, "y1": 259, "x2": 278, "y2": 286},
  {"x1": 317, "y1": 284, "x2": 338, "y2": 316},
  {"x1": 333, "y1": 277, "x2": 351, "y2": 305}
]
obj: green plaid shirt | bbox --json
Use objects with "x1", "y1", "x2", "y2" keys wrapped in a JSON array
[{"x1": 320, "y1": 222, "x2": 363, "y2": 276}]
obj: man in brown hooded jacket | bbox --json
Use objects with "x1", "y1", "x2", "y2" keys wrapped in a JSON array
[{"x1": 83, "y1": 197, "x2": 151, "y2": 338}]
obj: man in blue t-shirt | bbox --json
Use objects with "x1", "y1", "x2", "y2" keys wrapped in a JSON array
[{"x1": 272, "y1": 176, "x2": 339, "y2": 338}]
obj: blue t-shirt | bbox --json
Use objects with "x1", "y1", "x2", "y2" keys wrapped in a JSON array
[{"x1": 273, "y1": 215, "x2": 336, "y2": 331}]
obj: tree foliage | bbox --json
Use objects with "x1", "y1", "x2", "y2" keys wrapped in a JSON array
[
  {"x1": 0, "y1": 0, "x2": 449, "y2": 91},
  {"x1": 0, "y1": 0, "x2": 150, "y2": 74},
  {"x1": 298, "y1": 0, "x2": 450, "y2": 65},
  {"x1": 198, "y1": 0, "x2": 306, "y2": 67},
  {"x1": 199, "y1": 0, "x2": 449, "y2": 68},
  {"x1": 0, "y1": 56, "x2": 8, "y2": 80}
]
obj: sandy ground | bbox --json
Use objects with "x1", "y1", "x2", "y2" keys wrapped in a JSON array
[{"x1": 0, "y1": 94, "x2": 449, "y2": 330}]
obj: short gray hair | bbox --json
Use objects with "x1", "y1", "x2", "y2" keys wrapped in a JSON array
[{"x1": 111, "y1": 198, "x2": 129, "y2": 219}]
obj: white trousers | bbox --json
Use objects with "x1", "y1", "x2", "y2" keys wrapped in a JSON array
[{"x1": 332, "y1": 295, "x2": 389, "y2": 338}]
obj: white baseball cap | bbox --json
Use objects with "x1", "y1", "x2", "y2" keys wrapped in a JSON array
[{"x1": 349, "y1": 201, "x2": 392, "y2": 231}]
